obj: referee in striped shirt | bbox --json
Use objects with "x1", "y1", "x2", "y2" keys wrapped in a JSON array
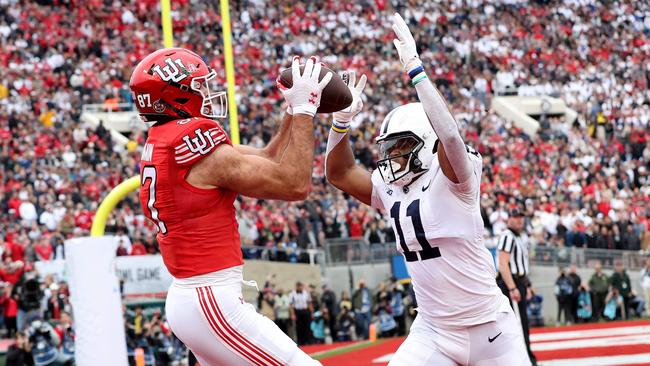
[
  {"x1": 497, "y1": 207, "x2": 537, "y2": 366},
  {"x1": 289, "y1": 281, "x2": 313, "y2": 345}
]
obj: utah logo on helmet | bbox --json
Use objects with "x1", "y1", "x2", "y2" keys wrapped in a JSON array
[{"x1": 129, "y1": 48, "x2": 227, "y2": 123}]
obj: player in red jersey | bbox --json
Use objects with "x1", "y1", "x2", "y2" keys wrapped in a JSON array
[{"x1": 129, "y1": 48, "x2": 331, "y2": 366}]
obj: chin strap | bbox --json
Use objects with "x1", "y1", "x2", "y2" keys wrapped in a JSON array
[{"x1": 159, "y1": 99, "x2": 192, "y2": 119}]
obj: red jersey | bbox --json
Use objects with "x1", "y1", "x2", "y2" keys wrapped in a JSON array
[
  {"x1": 139, "y1": 117, "x2": 243, "y2": 278},
  {"x1": 130, "y1": 242, "x2": 147, "y2": 256},
  {"x1": 2, "y1": 295, "x2": 17, "y2": 317},
  {"x1": 35, "y1": 244, "x2": 53, "y2": 261},
  {"x1": 0, "y1": 268, "x2": 23, "y2": 285},
  {"x1": 9, "y1": 242, "x2": 24, "y2": 262}
]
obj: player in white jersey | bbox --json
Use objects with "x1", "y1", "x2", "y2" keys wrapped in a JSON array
[{"x1": 324, "y1": 14, "x2": 530, "y2": 366}]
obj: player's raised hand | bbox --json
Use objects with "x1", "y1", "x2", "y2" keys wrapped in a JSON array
[
  {"x1": 276, "y1": 56, "x2": 332, "y2": 117},
  {"x1": 391, "y1": 13, "x2": 422, "y2": 74},
  {"x1": 332, "y1": 70, "x2": 367, "y2": 130}
]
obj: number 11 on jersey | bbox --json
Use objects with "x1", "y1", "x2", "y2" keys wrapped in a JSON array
[{"x1": 390, "y1": 199, "x2": 441, "y2": 262}]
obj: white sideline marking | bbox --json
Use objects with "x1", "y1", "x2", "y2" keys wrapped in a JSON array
[
  {"x1": 531, "y1": 326, "x2": 650, "y2": 342},
  {"x1": 373, "y1": 353, "x2": 394, "y2": 363},
  {"x1": 539, "y1": 353, "x2": 650, "y2": 366},
  {"x1": 532, "y1": 334, "x2": 650, "y2": 351}
]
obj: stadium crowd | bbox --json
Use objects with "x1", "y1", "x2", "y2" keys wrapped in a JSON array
[
  {"x1": 0, "y1": 0, "x2": 649, "y2": 362},
  {"x1": 1, "y1": 0, "x2": 648, "y2": 263},
  {"x1": 256, "y1": 275, "x2": 416, "y2": 346}
]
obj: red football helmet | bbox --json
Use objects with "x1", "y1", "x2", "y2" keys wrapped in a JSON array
[{"x1": 129, "y1": 48, "x2": 227, "y2": 122}]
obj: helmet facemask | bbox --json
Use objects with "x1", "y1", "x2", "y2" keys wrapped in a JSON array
[
  {"x1": 376, "y1": 132, "x2": 426, "y2": 186},
  {"x1": 190, "y1": 69, "x2": 227, "y2": 119}
]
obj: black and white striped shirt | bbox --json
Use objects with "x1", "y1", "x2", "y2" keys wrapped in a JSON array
[
  {"x1": 288, "y1": 290, "x2": 311, "y2": 310},
  {"x1": 497, "y1": 229, "x2": 529, "y2": 277}
]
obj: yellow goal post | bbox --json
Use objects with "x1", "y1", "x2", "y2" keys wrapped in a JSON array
[{"x1": 90, "y1": 176, "x2": 141, "y2": 237}]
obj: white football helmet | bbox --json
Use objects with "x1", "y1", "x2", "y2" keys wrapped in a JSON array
[{"x1": 376, "y1": 103, "x2": 438, "y2": 186}]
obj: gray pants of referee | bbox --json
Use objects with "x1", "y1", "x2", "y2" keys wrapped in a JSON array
[{"x1": 497, "y1": 275, "x2": 537, "y2": 365}]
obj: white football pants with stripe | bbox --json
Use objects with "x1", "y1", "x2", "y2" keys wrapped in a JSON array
[{"x1": 165, "y1": 266, "x2": 320, "y2": 366}]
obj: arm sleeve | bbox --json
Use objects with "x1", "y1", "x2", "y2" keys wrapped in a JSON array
[
  {"x1": 172, "y1": 119, "x2": 230, "y2": 167},
  {"x1": 445, "y1": 150, "x2": 482, "y2": 202},
  {"x1": 414, "y1": 79, "x2": 473, "y2": 183}
]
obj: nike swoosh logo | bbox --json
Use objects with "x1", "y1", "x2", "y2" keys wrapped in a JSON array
[
  {"x1": 422, "y1": 180, "x2": 431, "y2": 192},
  {"x1": 488, "y1": 331, "x2": 502, "y2": 343}
]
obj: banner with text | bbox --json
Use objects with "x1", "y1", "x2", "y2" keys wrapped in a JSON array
[
  {"x1": 38, "y1": 255, "x2": 173, "y2": 297},
  {"x1": 114, "y1": 255, "x2": 173, "y2": 297}
]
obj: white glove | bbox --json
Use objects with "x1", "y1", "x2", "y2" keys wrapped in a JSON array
[
  {"x1": 277, "y1": 56, "x2": 332, "y2": 117},
  {"x1": 333, "y1": 70, "x2": 367, "y2": 126},
  {"x1": 392, "y1": 13, "x2": 422, "y2": 74}
]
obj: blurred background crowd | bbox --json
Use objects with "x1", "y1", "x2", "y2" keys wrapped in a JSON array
[
  {"x1": 1, "y1": 0, "x2": 648, "y2": 263},
  {"x1": 255, "y1": 276, "x2": 416, "y2": 346},
  {"x1": 0, "y1": 0, "x2": 649, "y2": 363},
  {"x1": 550, "y1": 259, "x2": 649, "y2": 327}
]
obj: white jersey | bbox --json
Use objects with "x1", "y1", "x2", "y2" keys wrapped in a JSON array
[{"x1": 371, "y1": 148, "x2": 507, "y2": 328}]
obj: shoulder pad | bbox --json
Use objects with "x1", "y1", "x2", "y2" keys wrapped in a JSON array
[{"x1": 173, "y1": 118, "x2": 230, "y2": 166}]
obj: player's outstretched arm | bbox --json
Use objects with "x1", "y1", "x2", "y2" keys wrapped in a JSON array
[
  {"x1": 326, "y1": 133, "x2": 373, "y2": 205},
  {"x1": 234, "y1": 112, "x2": 292, "y2": 162},
  {"x1": 189, "y1": 115, "x2": 314, "y2": 200},
  {"x1": 391, "y1": 13, "x2": 472, "y2": 185},
  {"x1": 325, "y1": 71, "x2": 373, "y2": 206},
  {"x1": 187, "y1": 56, "x2": 331, "y2": 201}
]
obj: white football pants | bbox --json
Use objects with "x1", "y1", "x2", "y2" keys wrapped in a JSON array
[
  {"x1": 389, "y1": 300, "x2": 531, "y2": 366},
  {"x1": 165, "y1": 266, "x2": 320, "y2": 366}
]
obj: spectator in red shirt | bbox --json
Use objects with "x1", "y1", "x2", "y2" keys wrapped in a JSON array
[
  {"x1": 346, "y1": 208, "x2": 366, "y2": 238},
  {"x1": 73, "y1": 203, "x2": 94, "y2": 232},
  {"x1": 0, "y1": 284, "x2": 18, "y2": 338},
  {"x1": 130, "y1": 240, "x2": 147, "y2": 256},
  {"x1": 9, "y1": 241, "x2": 25, "y2": 263},
  {"x1": 35, "y1": 239, "x2": 53, "y2": 262},
  {"x1": 0, "y1": 260, "x2": 24, "y2": 286}
]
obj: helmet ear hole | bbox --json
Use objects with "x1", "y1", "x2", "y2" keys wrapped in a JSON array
[
  {"x1": 412, "y1": 158, "x2": 422, "y2": 169},
  {"x1": 174, "y1": 98, "x2": 189, "y2": 104}
]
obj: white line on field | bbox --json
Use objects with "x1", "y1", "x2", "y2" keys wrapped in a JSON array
[
  {"x1": 539, "y1": 352, "x2": 650, "y2": 366},
  {"x1": 532, "y1": 334, "x2": 650, "y2": 352},
  {"x1": 531, "y1": 326, "x2": 650, "y2": 343}
]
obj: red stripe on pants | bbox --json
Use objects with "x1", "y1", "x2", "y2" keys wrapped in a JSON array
[
  {"x1": 195, "y1": 287, "x2": 265, "y2": 366},
  {"x1": 205, "y1": 286, "x2": 284, "y2": 366}
]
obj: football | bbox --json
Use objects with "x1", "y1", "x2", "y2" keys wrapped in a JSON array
[{"x1": 278, "y1": 65, "x2": 353, "y2": 113}]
